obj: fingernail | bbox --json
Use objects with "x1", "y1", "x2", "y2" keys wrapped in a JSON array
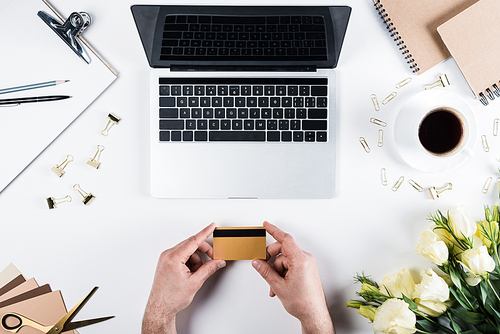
[
  {"x1": 218, "y1": 260, "x2": 226, "y2": 269},
  {"x1": 252, "y1": 260, "x2": 261, "y2": 270}
]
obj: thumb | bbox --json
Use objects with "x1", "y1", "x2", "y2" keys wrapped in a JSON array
[
  {"x1": 192, "y1": 259, "x2": 226, "y2": 284},
  {"x1": 252, "y1": 260, "x2": 283, "y2": 295}
]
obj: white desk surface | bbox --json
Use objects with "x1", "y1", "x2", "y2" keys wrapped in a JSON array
[{"x1": 1, "y1": 0, "x2": 499, "y2": 333}]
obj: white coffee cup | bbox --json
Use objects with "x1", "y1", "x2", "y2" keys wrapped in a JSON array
[{"x1": 394, "y1": 90, "x2": 476, "y2": 173}]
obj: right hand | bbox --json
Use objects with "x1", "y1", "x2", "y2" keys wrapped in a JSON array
[{"x1": 252, "y1": 222, "x2": 335, "y2": 334}]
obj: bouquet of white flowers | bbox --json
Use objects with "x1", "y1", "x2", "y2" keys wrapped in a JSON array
[{"x1": 347, "y1": 206, "x2": 500, "y2": 334}]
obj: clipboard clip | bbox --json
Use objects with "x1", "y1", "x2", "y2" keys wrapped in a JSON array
[{"x1": 37, "y1": 10, "x2": 92, "y2": 64}]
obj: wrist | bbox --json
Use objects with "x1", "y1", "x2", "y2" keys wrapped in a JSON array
[
  {"x1": 299, "y1": 307, "x2": 334, "y2": 334},
  {"x1": 142, "y1": 309, "x2": 177, "y2": 334}
]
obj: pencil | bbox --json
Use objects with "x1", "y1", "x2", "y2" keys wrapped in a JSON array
[
  {"x1": 0, "y1": 95, "x2": 72, "y2": 106},
  {"x1": 0, "y1": 80, "x2": 69, "y2": 95}
]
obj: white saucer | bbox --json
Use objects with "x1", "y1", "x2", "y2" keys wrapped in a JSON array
[{"x1": 393, "y1": 90, "x2": 477, "y2": 173}]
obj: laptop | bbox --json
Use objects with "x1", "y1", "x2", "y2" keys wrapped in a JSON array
[{"x1": 131, "y1": 5, "x2": 351, "y2": 199}]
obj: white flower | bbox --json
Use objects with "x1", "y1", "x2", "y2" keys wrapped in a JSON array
[
  {"x1": 449, "y1": 206, "x2": 477, "y2": 239},
  {"x1": 373, "y1": 299, "x2": 416, "y2": 334},
  {"x1": 413, "y1": 268, "x2": 450, "y2": 317},
  {"x1": 415, "y1": 229, "x2": 449, "y2": 265},
  {"x1": 459, "y1": 245, "x2": 495, "y2": 286},
  {"x1": 379, "y1": 268, "x2": 415, "y2": 299}
]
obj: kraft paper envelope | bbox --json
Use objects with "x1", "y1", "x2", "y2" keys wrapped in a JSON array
[
  {"x1": 0, "y1": 290, "x2": 73, "y2": 334},
  {"x1": 0, "y1": 276, "x2": 26, "y2": 297},
  {"x1": 213, "y1": 227, "x2": 266, "y2": 260},
  {"x1": 0, "y1": 264, "x2": 24, "y2": 289}
]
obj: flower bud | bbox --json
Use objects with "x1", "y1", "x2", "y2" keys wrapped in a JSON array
[
  {"x1": 359, "y1": 305, "x2": 377, "y2": 322},
  {"x1": 415, "y1": 229, "x2": 449, "y2": 266},
  {"x1": 459, "y1": 246, "x2": 495, "y2": 286},
  {"x1": 449, "y1": 206, "x2": 477, "y2": 239},
  {"x1": 379, "y1": 268, "x2": 415, "y2": 299}
]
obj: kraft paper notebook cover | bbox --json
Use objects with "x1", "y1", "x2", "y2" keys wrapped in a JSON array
[
  {"x1": 0, "y1": 0, "x2": 117, "y2": 193},
  {"x1": 372, "y1": 0, "x2": 477, "y2": 74},
  {"x1": 437, "y1": 0, "x2": 500, "y2": 106}
]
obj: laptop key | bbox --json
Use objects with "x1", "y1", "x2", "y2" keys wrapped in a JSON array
[
  {"x1": 209, "y1": 131, "x2": 266, "y2": 141},
  {"x1": 160, "y1": 120, "x2": 184, "y2": 130},
  {"x1": 302, "y1": 120, "x2": 327, "y2": 130},
  {"x1": 267, "y1": 131, "x2": 280, "y2": 141}
]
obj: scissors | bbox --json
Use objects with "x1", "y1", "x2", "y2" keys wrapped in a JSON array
[{"x1": 1, "y1": 286, "x2": 113, "y2": 333}]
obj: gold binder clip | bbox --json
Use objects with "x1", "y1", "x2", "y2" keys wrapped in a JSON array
[
  {"x1": 429, "y1": 182, "x2": 453, "y2": 200},
  {"x1": 73, "y1": 184, "x2": 95, "y2": 205},
  {"x1": 87, "y1": 145, "x2": 105, "y2": 169},
  {"x1": 424, "y1": 74, "x2": 450, "y2": 90},
  {"x1": 46, "y1": 195, "x2": 72, "y2": 209},
  {"x1": 101, "y1": 113, "x2": 121, "y2": 136},
  {"x1": 51, "y1": 154, "x2": 74, "y2": 177}
]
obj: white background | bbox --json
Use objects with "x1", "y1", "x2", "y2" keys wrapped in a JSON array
[{"x1": 1, "y1": 0, "x2": 499, "y2": 333}]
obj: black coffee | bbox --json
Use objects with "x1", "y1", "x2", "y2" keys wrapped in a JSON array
[{"x1": 418, "y1": 108, "x2": 464, "y2": 156}]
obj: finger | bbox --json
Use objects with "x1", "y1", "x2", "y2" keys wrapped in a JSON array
[
  {"x1": 188, "y1": 253, "x2": 203, "y2": 272},
  {"x1": 266, "y1": 241, "x2": 283, "y2": 259},
  {"x1": 273, "y1": 256, "x2": 289, "y2": 276},
  {"x1": 264, "y1": 222, "x2": 303, "y2": 260},
  {"x1": 174, "y1": 223, "x2": 216, "y2": 262},
  {"x1": 252, "y1": 259, "x2": 283, "y2": 295},
  {"x1": 197, "y1": 241, "x2": 214, "y2": 259},
  {"x1": 192, "y1": 259, "x2": 226, "y2": 284},
  {"x1": 269, "y1": 287, "x2": 276, "y2": 297}
]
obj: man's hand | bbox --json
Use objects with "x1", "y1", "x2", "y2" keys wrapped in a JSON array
[
  {"x1": 252, "y1": 222, "x2": 335, "y2": 334},
  {"x1": 142, "y1": 223, "x2": 226, "y2": 334}
]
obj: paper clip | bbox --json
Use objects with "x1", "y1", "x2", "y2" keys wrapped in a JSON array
[
  {"x1": 382, "y1": 92, "x2": 397, "y2": 105},
  {"x1": 370, "y1": 118, "x2": 387, "y2": 127},
  {"x1": 482, "y1": 177, "x2": 493, "y2": 194},
  {"x1": 51, "y1": 154, "x2": 74, "y2": 177},
  {"x1": 381, "y1": 168, "x2": 388, "y2": 186},
  {"x1": 378, "y1": 129, "x2": 384, "y2": 147},
  {"x1": 73, "y1": 184, "x2": 95, "y2": 205},
  {"x1": 371, "y1": 94, "x2": 380, "y2": 111},
  {"x1": 101, "y1": 113, "x2": 121, "y2": 136},
  {"x1": 428, "y1": 183, "x2": 453, "y2": 200},
  {"x1": 481, "y1": 135, "x2": 490, "y2": 152},
  {"x1": 424, "y1": 74, "x2": 450, "y2": 90},
  {"x1": 359, "y1": 137, "x2": 370, "y2": 153},
  {"x1": 392, "y1": 176, "x2": 404, "y2": 192},
  {"x1": 494, "y1": 119, "x2": 499, "y2": 136},
  {"x1": 87, "y1": 145, "x2": 105, "y2": 169},
  {"x1": 408, "y1": 179, "x2": 423, "y2": 192},
  {"x1": 46, "y1": 195, "x2": 72, "y2": 209},
  {"x1": 37, "y1": 11, "x2": 92, "y2": 64},
  {"x1": 395, "y1": 77, "x2": 412, "y2": 89}
]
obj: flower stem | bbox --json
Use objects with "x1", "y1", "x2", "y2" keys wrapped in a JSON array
[
  {"x1": 486, "y1": 276, "x2": 500, "y2": 303},
  {"x1": 414, "y1": 310, "x2": 455, "y2": 334}
]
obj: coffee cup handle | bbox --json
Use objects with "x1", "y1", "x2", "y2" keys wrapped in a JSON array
[{"x1": 461, "y1": 146, "x2": 474, "y2": 158}]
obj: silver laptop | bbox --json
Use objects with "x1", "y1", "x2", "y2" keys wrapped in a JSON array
[{"x1": 132, "y1": 5, "x2": 351, "y2": 198}]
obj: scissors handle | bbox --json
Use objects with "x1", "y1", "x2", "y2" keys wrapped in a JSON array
[{"x1": 1, "y1": 313, "x2": 51, "y2": 333}]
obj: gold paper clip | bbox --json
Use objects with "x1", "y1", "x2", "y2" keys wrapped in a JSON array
[
  {"x1": 482, "y1": 177, "x2": 493, "y2": 194},
  {"x1": 101, "y1": 113, "x2": 121, "y2": 136},
  {"x1": 428, "y1": 182, "x2": 453, "y2": 200},
  {"x1": 392, "y1": 176, "x2": 404, "y2": 192},
  {"x1": 395, "y1": 77, "x2": 412, "y2": 89},
  {"x1": 408, "y1": 179, "x2": 423, "y2": 192},
  {"x1": 481, "y1": 135, "x2": 490, "y2": 152},
  {"x1": 87, "y1": 145, "x2": 105, "y2": 169},
  {"x1": 494, "y1": 119, "x2": 499, "y2": 136},
  {"x1": 371, "y1": 94, "x2": 380, "y2": 111},
  {"x1": 378, "y1": 129, "x2": 384, "y2": 147},
  {"x1": 382, "y1": 92, "x2": 397, "y2": 105},
  {"x1": 424, "y1": 74, "x2": 450, "y2": 90},
  {"x1": 46, "y1": 195, "x2": 72, "y2": 209},
  {"x1": 73, "y1": 184, "x2": 95, "y2": 205},
  {"x1": 370, "y1": 118, "x2": 387, "y2": 127},
  {"x1": 51, "y1": 154, "x2": 74, "y2": 177},
  {"x1": 359, "y1": 137, "x2": 370, "y2": 153},
  {"x1": 381, "y1": 168, "x2": 388, "y2": 186}
]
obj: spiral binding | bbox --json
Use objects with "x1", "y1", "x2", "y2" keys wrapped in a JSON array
[
  {"x1": 373, "y1": 0, "x2": 420, "y2": 73},
  {"x1": 479, "y1": 83, "x2": 500, "y2": 106}
]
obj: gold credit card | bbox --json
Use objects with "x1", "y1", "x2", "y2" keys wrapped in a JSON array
[{"x1": 213, "y1": 227, "x2": 266, "y2": 260}]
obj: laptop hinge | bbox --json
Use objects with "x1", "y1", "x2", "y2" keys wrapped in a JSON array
[{"x1": 170, "y1": 65, "x2": 317, "y2": 72}]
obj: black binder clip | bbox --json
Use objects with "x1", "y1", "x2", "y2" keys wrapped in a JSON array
[{"x1": 37, "y1": 10, "x2": 92, "y2": 64}]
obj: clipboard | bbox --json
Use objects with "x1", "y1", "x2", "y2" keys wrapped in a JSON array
[{"x1": 0, "y1": 0, "x2": 117, "y2": 193}]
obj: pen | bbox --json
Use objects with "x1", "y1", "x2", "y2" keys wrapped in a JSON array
[
  {"x1": 0, "y1": 95, "x2": 72, "y2": 106},
  {"x1": 0, "y1": 80, "x2": 69, "y2": 95}
]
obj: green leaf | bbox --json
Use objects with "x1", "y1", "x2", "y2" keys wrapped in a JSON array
[
  {"x1": 401, "y1": 294, "x2": 417, "y2": 311},
  {"x1": 462, "y1": 331, "x2": 483, "y2": 334},
  {"x1": 448, "y1": 308, "x2": 486, "y2": 325},
  {"x1": 448, "y1": 314, "x2": 464, "y2": 333},
  {"x1": 475, "y1": 321, "x2": 497, "y2": 334},
  {"x1": 416, "y1": 319, "x2": 440, "y2": 333},
  {"x1": 449, "y1": 269, "x2": 463, "y2": 290}
]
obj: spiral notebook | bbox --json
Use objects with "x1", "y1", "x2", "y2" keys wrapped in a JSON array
[
  {"x1": 372, "y1": 0, "x2": 477, "y2": 74},
  {"x1": 438, "y1": 0, "x2": 500, "y2": 106}
]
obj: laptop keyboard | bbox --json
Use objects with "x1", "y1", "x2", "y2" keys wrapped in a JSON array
[
  {"x1": 158, "y1": 78, "x2": 328, "y2": 142},
  {"x1": 161, "y1": 15, "x2": 328, "y2": 61}
]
